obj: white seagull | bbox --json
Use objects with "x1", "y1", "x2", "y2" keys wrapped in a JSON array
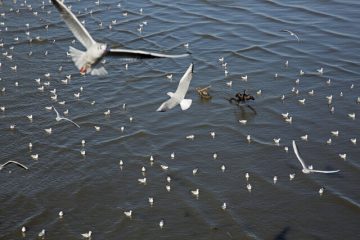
[
  {"x1": 292, "y1": 140, "x2": 340, "y2": 174},
  {"x1": 53, "y1": 106, "x2": 80, "y2": 128},
  {"x1": 51, "y1": 0, "x2": 189, "y2": 75},
  {"x1": 157, "y1": 63, "x2": 194, "y2": 112},
  {"x1": 281, "y1": 29, "x2": 300, "y2": 42}
]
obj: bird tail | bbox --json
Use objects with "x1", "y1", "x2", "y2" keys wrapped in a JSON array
[
  {"x1": 180, "y1": 99, "x2": 192, "y2": 110},
  {"x1": 69, "y1": 46, "x2": 86, "y2": 70}
]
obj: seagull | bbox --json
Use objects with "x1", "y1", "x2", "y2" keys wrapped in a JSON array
[
  {"x1": 159, "y1": 219, "x2": 164, "y2": 229},
  {"x1": 246, "y1": 183, "x2": 252, "y2": 192},
  {"x1": 281, "y1": 29, "x2": 300, "y2": 42},
  {"x1": 124, "y1": 210, "x2": 132, "y2": 218},
  {"x1": 221, "y1": 202, "x2": 227, "y2": 210},
  {"x1": 81, "y1": 231, "x2": 92, "y2": 239},
  {"x1": 157, "y1": 63, "x2": 194, "y2": 112},
  {"x1": 292, "y1": 140, "x2": 340, "y2": 174},
  {"x1": 319, "y1": 187, "x2": 325, "y2": 196},
  {"x1": 59, "y1": 211, "x2": 64, "y2": 218},
  {"x1": 191, "y1": 188, "x2": 199, "y2": 197},
  {"x1": 0, "y1": 160, "x2": 28, "y2": 170},
  {"x1": 273, "y1": 176, "x2": 277, "y2": 184},
  {"x1": 51, "y1": 0, "x2": 189, "y2": 75},
  {"x1": 53, "y1": 106, "x2": 80, "y2": 128},
  {"x1": 38, "y1": 229, "x2": 46, "y2": 238}
]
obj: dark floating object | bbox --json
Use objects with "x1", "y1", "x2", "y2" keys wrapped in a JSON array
[
  {"x1": 0, "y1": 161, "x2": 28, "y2": 171},
  {"x1": 196, "y1": 85, "x2": 212, "y2": 99},
  {"x1": 228, "y1": 90, "x2": 255, "y2": 104}
]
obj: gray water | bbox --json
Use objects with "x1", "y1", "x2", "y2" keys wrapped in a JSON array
[{"x1": 0, "y1": 0, "x2": 359, "y2": 239}]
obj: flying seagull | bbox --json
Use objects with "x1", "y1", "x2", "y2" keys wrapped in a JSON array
[
  {"x1": 292, "y1": 140, "x2": 340, "y2": 174},
  {"x1": 0, "y1": 161, "x2": 28, "y2": 170},
  {"x1": 51, "y1": 0, "x2": 189, "y2": 75},
  {"x1": 281, "y1": 29, "x2": 300, "y2": 42},
  {"x1": 157, "y1": 63, "x2": 194, "y2": 112},
  {"x1": 53, "y1": 106, "x2": 80, "y2": 128}
]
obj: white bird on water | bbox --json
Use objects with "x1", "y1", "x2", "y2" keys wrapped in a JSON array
[
  {"x1": 292, "y1": 140, "x2": 340, "y2": 174},
  {"x1": 51, "y1": 0, "x2": 189, "y2": 75},
  {"x1": 157, "y1": 63, "x2": 194, "y2": 112},
  {"x1": 81, "y1": 231, "x2": 92, "y2": 239},
  {"x1": 53, "y1": 106, "x2": 80, "y2": 128}
]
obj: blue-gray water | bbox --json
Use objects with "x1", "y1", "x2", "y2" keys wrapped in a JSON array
[{"x1": 0, "y1": 0, "x2": 359, "y2": 239}]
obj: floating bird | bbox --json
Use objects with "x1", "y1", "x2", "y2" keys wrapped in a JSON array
[
  {"x1": 221, "y1": 202, "x2": 227, "y2": 210},
  {"x1": 339, "y1": 154, "x2": 347, "y2": 160},
  {"x1": 159, "y1": 219, "x2": 164, "y2": 229},
  {"x1": 331, "y1": 130, "x2": 339, "y2": 137},
  {"x1": 350, "y1": 138, "x2": 357, "y2": 145},
  {"x1": 45, "y1": 128, "x2": 52, "y2": 134},
  {"x1": 245, "y1": 172, "x2": 249, "y2": 181},
  {"x1": 289, "y1": 173, "x2": 295, "y2": 180},
  {"x1": 53, "y1": 106, "x2": 80, "y2": 128},
  {"x1": 300, "y1": 134, "x2": 308, "y2": 141},
  {"x1": 124, "y1": 210, "x2": 132, "y2": 218},
  {"x1": 317, "y1": 67, "x2": 324, "y2": 74},
  {"x1": 0, "y1": 160, "x2": 28, "y2": 170},
  {"x1": 210, "y1": 131, "x2": 216, "y2": 139},
  {"x1": 319, "y1": 187, "x2": 324, "y2": 196},
  {"x1": 166, "y1": 185, "x2": 171, "y2": 192},
  {"x1": 59, "y1": 211, "x2": 63, "y2": 218},
  {"x1": 281, "y1": 29, "x2": 300, "y2": 42},
  {"x1": 38, "y1": 229, "x2": 45, "y2": 238},
  {"x1": 157, "y1": 63, "x2": 194, "y2": 112},
  {"x1": 186, "y1": 134, "x2": 195, "y2": 140},
  {"x1": 221, "y1": 165, "x2": 226, "y2": 172},
  {"x1": 148, "y1": 197, "x2": 154, "y2": 206},
  {"x1": 51, "y1": 0, "x2": 189, "y2": 75},
  {"x1": 246, "y1": 183, "x2": 252, "y2": 192},
  {"x1": 273, "y1": 138, "x2": 281, "y2": 145},
  {"x1": 160, "y1": 164, "x2": 168, "y2": 170},
  {"x1": 239, "y1": 120, "x2": 247, "y2": 125},
  {"x1": 171, "y1": 152, "x2": 175, "y2": 159},
  {"x1": 138, "y1": 177, "x2": 147, "y2": 184},
  {"x1": 348, "y1": 113, "x2": 355, "y2": 120},
  {"x1": 213, "y1": 153, "x2": 218, "y2": 160},
  {"x1": 31, "y1": 154, "x2": 39, "y2": 160},
  {"x1": 326, "y1": 138, "x2": 332, "y2": 145},
  {"x1": 292, "y1": 140, "x2": 340, "y2": 174},
  {"x1": 191, "y1": 188, "x2": 199, "y2": 197},
  {"x1": 192, "y1": 168, "x2": 198, "y2": 175},
  {"x1": 22, "y1": 226, "x2": 26, "y2": 234},
  {"x1": 81, "y1": 231, "x2": 92, "y2": 239},
  {"x1": 273, "y1": 176, "x2": 277, "y2": 184}
]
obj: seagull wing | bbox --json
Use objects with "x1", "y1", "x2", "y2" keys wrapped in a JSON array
[
  {"x1": 52, "y1": 106, "x2": 60, "y2": 118},
  {"x1": 292, "y1": 140, "x2": 308, "y2": 170},
  {"x1": 1, "y1": 160, "x2": 28, "y2": 170},
  {"x1": 51, "y1": 0, "x2": 96, "y2": 49},
  {"x1": 173, "y1": 63, "x2": 194, "y2": 99},
  {"x1": 106, "y1": 48, "x2": 190, "y2": 59},
  {"x1": 61, "y1": 117, "x2": 80, "y2": 128},
  {"x1": 310, "y1": 169, "x2": 340, "y2": 174}
]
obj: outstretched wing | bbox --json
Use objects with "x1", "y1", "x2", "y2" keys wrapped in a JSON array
[
  {"x1": 310, "y1": 169, "x2": 340, "y2": 174},
  {"x1": 106, "y1": 48, "x2": 190, "y2": 59},
  {"x1": 292, "y1": 140, "x2": 308, "y2": 170},
  {"x1": 51, "y1": 0, "x2": 96, "y2": 49},
  {"x1": 1, "y1": 160, "x2": 28, "y2": 170},
  {"x1": 173, "y1": 63, "x2": 194, "y2": 99},
  {"x1": 62, "y1": 117, "x2": 80, "y2": 128}
]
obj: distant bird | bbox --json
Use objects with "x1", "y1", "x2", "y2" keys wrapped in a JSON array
[
  {"x1": 159, "y1": 219, "x2": 164, "y2": 229},
  {"x1": 273, "y1": 138, "x2": 281, "y2": 145},
  {"x1": 0, "y1": 160, "x2": 28, "y2": 170},
  {"x1": 245, "y1": 172, "x2": 249, "y2": 181},
  {"x1": 124, "y1": 210, "x2": 132, "y2": 218},
  {"x1": 157, "y1": 63, "x2": 194, "y2": 112},
  {"x1": 191, "y1": 188, "x2": 199, "y2": 197},
  {"x1": 350, "y1": 138, "x2": 357, "y2": 145},
  {"x1": 148, "y1": 197, "x2": 154, "y2": 206},
  {"x1": 300, "y1": 134, "x2": 308, "y2": 141},
  {"x1": 53, "y1": 106, "x2": 80, "y2": 128},
  {"x1": 281, "y1": 29, "x2": 300, "y2": 42},
  {"x1": 221, "y1": 202, "x2": 227, "y2": 210},
  {"x1": 59, "y1": 211, "x2": 63, "y2": 218},
  {"x1": 51, "y1": 0, "x2": 189, "y2": 75},
  {"x1": 331, "y1": 130, "x2": 339, "y2": 137},
  {"x1": 319, "y1": 187, "x2": 325, "y2": 196},
  {"x1": 81, "y1": 231, "x2": 92, "y2": 239},
  {"x1": 292, "y1": 140, "x2": 340, "y2": 174},
  {"x1": 289, "y1": 173, "x2": 295, "y2": 180},
  {"x1": 273, "y1": 176, "x2": 277, "y2": 184},
  {"x1": 339, "y1": 154, "x2": 347, "y2": 160},
  {"x1": 38, "y1": 229, "x2": 45, "y2": 238},
  {"x1": 246, "y1": 183, "x2": 252, "y2": 192},
  {"x1": 317, "y1": 67, "x2": 324, "y2": 74},
  {"x1": 239, "y1": 120, "x2": 247, "y2": 125}
]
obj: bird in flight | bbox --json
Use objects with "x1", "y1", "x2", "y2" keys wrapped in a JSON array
[
  {"x1": 51, "y1": 0, "x2": 190, "y2": 75},
  {"x1": 292, "y1": 140, "x2": 340, "y2": 174},
  {"x1": 281, "y1": 29, "x2": 300, "y2": 42},
  {"x1": 157, "y1": 63, "x2": 194, "y2": 112},
  {"x1": 53, "y1": 106, "x2": 80, "y2": 128}
]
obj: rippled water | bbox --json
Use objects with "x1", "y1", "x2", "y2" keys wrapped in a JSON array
[{"x1": 0, "y1": 0, "x2": 359, "y2": 239}]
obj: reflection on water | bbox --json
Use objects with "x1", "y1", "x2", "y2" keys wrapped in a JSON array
[{"x1": 0, "y1": 0, "x2": 359, "y2": 239}]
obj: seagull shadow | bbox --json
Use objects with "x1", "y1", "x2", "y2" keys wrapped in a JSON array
[{"x1": 273, "y1": 226, "x2": 291, "y2": 240}]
